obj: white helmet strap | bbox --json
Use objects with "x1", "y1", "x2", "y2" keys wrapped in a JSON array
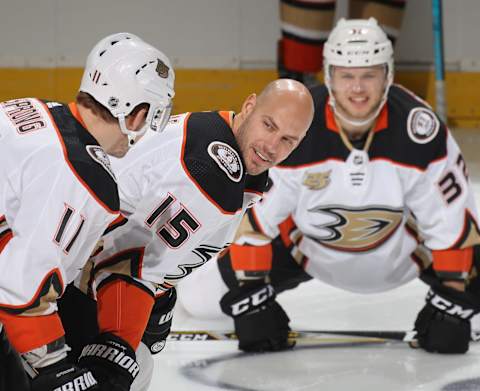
[
  {"x1": 118, "y1": 114, "x2": 146, "y2": 147},
  {"x1": 117, "y1": 103, "x2": 173, "y2": 147}
]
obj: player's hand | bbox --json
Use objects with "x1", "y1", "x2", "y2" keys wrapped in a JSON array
[
  {"x1": 78, "y1": 333, "x2": 139, "y2": 391},
  {"x1": 31, "y1": 359, "x2": 99, "y2": 391},
  {"x1": 142, "y1": 287, "x2": 177, "y2": 354},
  {"x1": 220, "y1": 282, "x2": 294, "y2": 352},
  {"x1": 413, "y1": 284, "x2": 479, "y2": 354}
]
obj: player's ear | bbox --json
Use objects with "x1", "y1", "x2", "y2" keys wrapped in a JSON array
[
  {"x1": 241, "y1": 93, "x2": 257, "y2": 116},
  {"x1": 126, "y1": 107, "x2": 148, "y2": 131}
]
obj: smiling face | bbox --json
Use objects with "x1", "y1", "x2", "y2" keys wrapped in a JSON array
[
  {"x1": 233, "y1": 80, "x2": 314, "y2": 175},
  {"x1": 330, "y1": 65, "x2": 387, "y2": 127}
]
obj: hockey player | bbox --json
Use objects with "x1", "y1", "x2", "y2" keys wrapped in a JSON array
[
  {"x1": 180, "y1": 18, "x2": 480, "y2": 355},
  {"x1": 57, "y1": 78, "x2": 314, "y2": 391},
  {"x1": 278, "y1": 0, "x2": 407, "y2": 84},
  {"x1": 0, "y1": 33, "x2": 174, "y2": 390}
]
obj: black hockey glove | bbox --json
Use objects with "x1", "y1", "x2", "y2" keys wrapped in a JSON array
[
  {"x1": 78, "y1": 333, "x2": 139, "y2": 391},
  {"x1": 220, "y1": 282, "x2": 294, "y2": 352},
  {"x1": 142, "y1": 287, "x2": 177, "y2": 354},
  {"x1": 414, "y1": 284, "x2": 479, "y2": 354},
  {"x1": 31, "y1": 359, "x2": 99, "y2": 391},
  {"x1": 0, "y1": 328, "x2": 30, "y2": 391}
]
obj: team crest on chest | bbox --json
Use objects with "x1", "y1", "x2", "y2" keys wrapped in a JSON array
[
  {"x1": 303, "y1": 171, "x2": 331, "y2": 190},
  {"x1": 407, "y1": 107, "x2": 440, "y2": 144},
  {"x1": 208, "y1": 141, "x2": 243, "y2": 182},
  {"x1": 307, "y1": 205, "x2": 404, "y2": 252},
  {"x1": 86, "y1": 145, "x2": 116, "y2": 181}
]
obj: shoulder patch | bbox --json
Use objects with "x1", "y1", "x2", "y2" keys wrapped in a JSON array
[
  {"x1": 86, "y1": 145, "x2": 116, "y2": 181},
  {"x1": 182, "y1": 111, "x2": 247, "y2": 213},
  {"x1": 407, "y1": 107, "x2": 440, "y2": 144},
  {"x1": 46, "y1": 102, "x2": 119, "y2": 213},
  {"x1": 207, "y1": 141, "x2": 243, "y2": 182}
]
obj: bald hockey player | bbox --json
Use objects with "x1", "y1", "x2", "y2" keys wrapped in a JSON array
[
  {"x1": 58, "y1": 78, "x2": 314, "y2": 391},
  {"x1": 180, "y1": 18, "x2": 480, "y2": 356}
]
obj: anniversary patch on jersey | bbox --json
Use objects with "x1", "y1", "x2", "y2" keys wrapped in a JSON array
[
  {"x1": 86, "y1": 145, "x2": 116, "y2": 181},
  {"x1": 407, "y1": 107, "x2": 440, "y2": 144},
  {"x1": 303, "y1": 171, "x2": 331, "y2": 190},
  {"x1": 307, "y1": 205, "x2": 404, "y2": 252},
  {"x1": 208, "y1": 141, "x2": 243, "y2": 182}
]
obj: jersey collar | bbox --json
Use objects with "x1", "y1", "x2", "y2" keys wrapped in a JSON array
[
  {"x1": 68, "y1": 102, "x2": 88, "y2": 129},
  {"x1": 325, "y1": 98, "x2": 388, "y2": 133},
  {"x1": 218, "y1": 111, "x2": 235, "y2": 128}
]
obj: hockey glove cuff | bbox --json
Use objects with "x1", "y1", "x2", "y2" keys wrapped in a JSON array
[
  {"x1": 414, "y1": 284, "x2": 479, "y2": 354},
  {"x1": 221, "y1": 283, "x2": 294, "y2": 352},
  {"x1": 78, "y1": 333, "x2": 139, "y2": 391},
  {"x1": 141, "y1": 288, "x2": 176, "y2": 354}
]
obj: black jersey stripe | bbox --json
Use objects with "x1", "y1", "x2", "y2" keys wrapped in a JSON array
[
  {"x1": 281, "y1": 0, "x2": 335, "y2": 11},
  {"x1": 280, "y1": 85, "x2": 447, "y2": 170},
  {"x1": 181, "y1": 112, "x2": 250, "y2": 214},
  {"x1": 42, "y1": 101, "x2": 119, "y2": 214}
]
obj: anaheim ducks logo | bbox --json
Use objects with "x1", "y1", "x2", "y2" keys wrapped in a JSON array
[
  {"x1": 86, "y1": 145, "x2": 116, "y2": 181},
  {"x1": 208, "y1": 141, "x2": 243, "y2": 182},
  {"x1": 307, "y1": 205, "x2": 404, "y2": 252},
  {"x1": 303, "y1": 171, "x2": 331, "y2": 190}
]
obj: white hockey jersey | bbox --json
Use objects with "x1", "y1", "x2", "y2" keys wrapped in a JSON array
[
  {"x1": 248, "y1": 85, "x2": 480, "y2": 293},
  {"x1": 89, "y1": 111, "x2": 267, "y2": 295},
  {"x1": 0, "y1": 99, "x2": 119, "y2": 315}
]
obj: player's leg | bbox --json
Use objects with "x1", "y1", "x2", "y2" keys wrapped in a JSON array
[
  {"x1": 57, "y1": 283, "x2": 99, "y2": 361},
  {"x1": 269, "y1": 236, "x2": 313, "y2": 293},
  {"x1": 130, "y1": 342, "x2": 154, "y2": 391},
  {"x1": 177, "y1": 257, "x2": 230, "y2": 319},
  {"x1": 348, "y1": 0, "x2": 407, "y2": 47},
  {"x1": 0, "y1": 325, "x2": 30, "y2": 391},
  {"x1": 278, "y1": 0, "x2": 336, "y2": 85},
  {"x1": 466, "y1": 245, "x2": 480, "y2": 340}
]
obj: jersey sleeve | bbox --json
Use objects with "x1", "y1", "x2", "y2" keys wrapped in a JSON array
[
  {"x1": 404, "y1": 131, "x2": 480, "y2": 278},
  {"x1": 250, "y1": 166, "x2": 300, "y2": 239},
  {"x1": 90, "y1": 156, "x2": 242, "y2": 295},
  {"x1": 0, "y1": 159, "x2": 117, "y2": 352}
]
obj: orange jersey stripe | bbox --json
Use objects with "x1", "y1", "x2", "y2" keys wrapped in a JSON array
[
  {"x1": 432, "y1": 248, "x2": 473, "y2": 273},
  {"x1": 325, "y1": 100, "x2": 388, "y2": 133},
  {"x1": 0, "y1": 231, "x2": 13, "y2": 252},
  {"x1": 68, "y1": 102, "x2": 88, "y2": 129},
  {"x1": 0, "y1": 312, "x2": 64, "y2": 353},
  {"x1": 97, "y1": 278, "x2": 154, "y2": 350},
  {"x1": 230, "y1": 243, "x2": 272, "y2": 272},
  {"x1": 279, "y1": 216, "x2": 296, "y2": 247},
  {"x1": 218, "y1": 111, "x2": 234, "y2": 127}
]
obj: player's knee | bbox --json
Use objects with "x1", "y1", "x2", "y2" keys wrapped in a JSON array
[
  {"x1": 177, "y1": 260, "x2": 228, "y2": 319},
  {"x1": 131, "y1": 342, "x2": 153, "y2": 391}
]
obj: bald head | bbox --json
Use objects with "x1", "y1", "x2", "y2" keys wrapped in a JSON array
[
  {"x1": 257, "y1": 79, "x2": 315, "y2": 131},
  {"x1": 232, "y1": 79, "x2": 315, "y2": 175}
]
